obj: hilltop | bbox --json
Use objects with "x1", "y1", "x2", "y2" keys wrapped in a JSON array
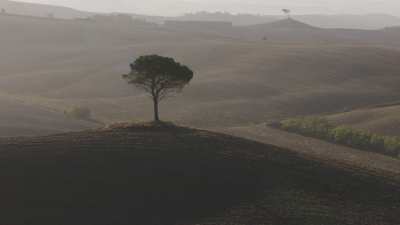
[
  {"x1": 0, "y1": 0, "x2": 91, "y2": 19},
  {"x1": 0, "y1": 123, "x2": 399, "y2": 225},
  {"x1": 178, "y1": 12, "x2": 400, "y2": 29},
  {"x1": 251, "y1": 18, "x2": 318, "y2": 30},
  {"x1": 238, "y1": 18, "x2": 400, "y2": 44}
]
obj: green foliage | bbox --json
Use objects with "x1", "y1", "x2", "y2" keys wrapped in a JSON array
[
  {"x1": 330, "y1": 126, "x2": 355, "y2": 145},
  {"x1": 281, "y1": 117, "x2": 333, "y2": 139},
  {"x1": 279, "y1": 117, "x2": 400, "y2": 158},
  {"x1": 352, "y1": 131, "x2": 373, "y2": 149},
  {"x1": 65, "y1": 106, "x2": 92, "y2": 121},
  {"x1": 370, "y1": 134, "x2": 385, "y2": 151},
  {"x1": 383, "y1": 137, "x2": 400, "y2": 156},
  {"x1": 123, "y1": 55, "x2": 194, "y2": 121},
  {"x1": 123, "y1": 55, "x2": 194, "y2": 100}
]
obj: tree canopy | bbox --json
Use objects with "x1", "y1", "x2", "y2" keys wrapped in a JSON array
[{"x1": 123, "y1": 55, "x2": 194, "y2": 121}]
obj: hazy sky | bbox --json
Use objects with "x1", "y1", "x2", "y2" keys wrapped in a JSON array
[{"x1": 17, "y1": 0, "x2": 400, "y2": 16}]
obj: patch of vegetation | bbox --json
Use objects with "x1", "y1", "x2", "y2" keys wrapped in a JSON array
[
  {"x1": 278, "y1": 117, "x2": 400, "y2": 158},
  {"x1": 65, "y1": 106, "x2": 92, "y2": 121}
]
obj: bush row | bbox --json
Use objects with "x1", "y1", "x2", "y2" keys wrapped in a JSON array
[{"x1": 279, "y1": 117, "x2": 400, "y2": 158}]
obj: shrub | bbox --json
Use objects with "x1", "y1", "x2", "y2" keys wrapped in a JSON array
[
  {"x1": 383, "y1": 137, "x2": 400, "y2": 157},
  {"x1": 349, "y1": 130, "x2": 372, "y2": 149},
  {"x1": 65, "y1": 106, "x2": 92, "y2": 121},
  {"x1": 370, "y1": 134, "x2": 385, "y2": 152},
  {"x1": 281, "y1": 119, "x2": 302, "y2": 132},
  {"x1": 330, "y1": 126, "x2": 353, "y2": 145},
  {"x1": 304, "y1": 117, "x2": 333, "y2": 139},
  {"x1": 281, "y1": 117, "x2": 333, "y2": 139}
]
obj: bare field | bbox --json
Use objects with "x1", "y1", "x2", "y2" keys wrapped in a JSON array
[{"x1": 0, "y1": 124, "x2": 399, "y2": 225}]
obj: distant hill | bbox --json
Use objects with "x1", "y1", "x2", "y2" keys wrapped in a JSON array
[
  {"x1": 250, "y1": 18, "x2": 317, "y2": 30},
  {"x1": 236, "y1": 18, "x2": 325, "y2": 41},
  {"x1": 385, "y1": 25, "x2": 400, "y2": 30},
  {"x1": 177, "y1": 11, "x2": 279, "y2": 26},
  {"x1": 1, "y1": 1, "x2": 400, "y2": 29},
  {"x1": 178, "y1": 11, "x2": 400, "y2": 29},
  {"x1": 295, "y1": 14, "x2": 400, "y2": 30},
  {"x1": 0, "y1": 0, "x2": 169, "y2": 23},
  {"x1": 164, "y1": 20, "x2": 233, "y2": 33},
  {"x1": 0, "y1": 0, "x2": 91, "y2": 19},
  {"x1": 0, "y1": 123, "x2": 399, "y2": 225},
  {"x1": 234, "y1": 18, "x2": 400, "y2": 44}
]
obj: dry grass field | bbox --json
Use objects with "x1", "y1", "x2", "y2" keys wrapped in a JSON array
[{"x1": 2, "y1": 14, "x2": 400, "y2": 135}]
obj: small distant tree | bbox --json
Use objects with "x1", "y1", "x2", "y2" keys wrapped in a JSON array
[
  {"x1": 282, "y1": 9, "x2": 291, "y2": 19},
  {"x1": 123, "y1": 55, "x2": 194, "y2": 122},
  {"x1": 1, "y1": 8, "x2": 6, "y2": 14}
]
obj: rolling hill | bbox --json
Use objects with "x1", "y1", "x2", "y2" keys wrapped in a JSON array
[
  {"x1": 0, "y1": 122, "x2": 399, "y2": 225},
  {"x1": 2, "y1": 0, "x2": 400, "y2": 29},
  {"x1": 0, "y1": 96, "x2": 96, "y2": 136},
  {"x1": 296, "y1": 14, "x2": 400, "y2": 30},
  {"x1": 0, "y1": 0, "x2": 91, "y2": 19},
  {"x1": 1, "y1": 7, "x2": 400, "y2": 224},
  {"x1": 239, "y1": 18, "x2": 400, "y2": 44},
  {"x1": 250, "y1": 18, "x2": 317, "y2": 30},
  {"x1": 176, "y1": 12, "x2": 400, "y2": 29},
  {"x1": 2, "y1": 14, "x2": 400, "y2": 135}
]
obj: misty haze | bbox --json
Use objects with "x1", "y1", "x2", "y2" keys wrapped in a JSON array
[{"x1": 0, "y1": 0, "x2": 400, "y2": 224}]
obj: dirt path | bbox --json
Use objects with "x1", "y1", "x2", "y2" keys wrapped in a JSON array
[{"x1": 222, "y1": 124, "x2": 400, "y2": 182}]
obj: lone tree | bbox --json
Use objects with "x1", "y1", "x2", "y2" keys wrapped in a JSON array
[
  {"x1": 282, "y1": 9, "x2": 291, "y2": 19},
  {"x1": 123, "y1": 55, "x2": 194, "y2": 122}
]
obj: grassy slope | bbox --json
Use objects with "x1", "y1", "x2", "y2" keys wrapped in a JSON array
[
  {"x1": 0, "y1": 96, "x2": 97, "y2": 136},
  {"x1": 325, "y1": 104, "x2": 400, "y2": 136},
  {"x1": 0, "y1": 123, "x2": 399, "y2": 225}
]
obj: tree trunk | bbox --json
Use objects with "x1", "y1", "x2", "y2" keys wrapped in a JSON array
[{"x1": 153, "y1": 97, "x2": 160, "y2": 122}]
